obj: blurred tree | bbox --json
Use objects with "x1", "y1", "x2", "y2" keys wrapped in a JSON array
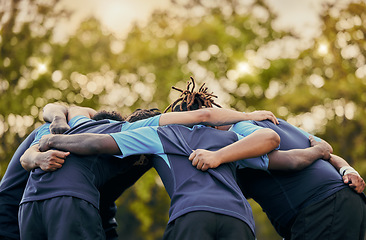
[{"x1": 0, "y1": 0, "x2": 69, "y2": 176}]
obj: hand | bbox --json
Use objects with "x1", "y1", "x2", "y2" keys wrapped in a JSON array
[
  {"x1": 189, "y1": 149, "x2": 221, "y2": 171},
  {"x1": 38, "y1": 150, "x2": 70, "y2": 171},
  {"x1": 248, "y1": 110, "x2": 279, "y2": 125},
  {"x1": 39, "y1": 134, "x2": 53, "y2": 152},
  {"x1": 343, "y1": 173, "x2": 365, "y2": 193},
  {"x1": 49, "y1": 116, "x2": 70, "y2": 134},
  {"x1": 309, "y1": 136, "x2": 333, "y2": 160}
]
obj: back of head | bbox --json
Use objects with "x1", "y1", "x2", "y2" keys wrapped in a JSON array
[
  {"x1": 164, "y1": 76, "x2": 221, "y2": 113},
  {"x1": 92, "y1": 110, "x2": 125, "y2": 121},
  {"x1": 125, "y1": 108, "x2": 161, "y2": 122},
  {"x1": 124, "y1": 108, "x2": 162, "y2": 167}
]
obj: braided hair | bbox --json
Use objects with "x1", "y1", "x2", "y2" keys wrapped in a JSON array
[{"x1": 164, "y1": 77, "x2": 221, "y2": 113}]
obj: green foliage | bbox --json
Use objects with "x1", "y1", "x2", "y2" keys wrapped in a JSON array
[{"x1": 1, "y1": 0, "x2": 365, "y2": 239}]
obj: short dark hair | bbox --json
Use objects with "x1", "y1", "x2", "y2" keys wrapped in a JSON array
[
  {"x1": 124, "y1": 108, "x2": 162, "y2": 168},
  {"x1": 164, "y1": 76, "x2": 221, "y2": 113},
  {"x1": 92, "y1": 110, "x2": 125, "y2": 121},
  {"x1": 125, "y1": 108, "x2": 161, "y2": 122}
]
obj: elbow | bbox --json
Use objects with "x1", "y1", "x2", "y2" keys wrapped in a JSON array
[
  {"x1": 266, "y1": 129, "x2": 280, "y2": 150},
  {"x1": 19, "y1": 155, "x2": 32, "y2": 172}
]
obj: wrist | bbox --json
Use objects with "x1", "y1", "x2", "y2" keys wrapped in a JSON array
[
  {"x1": 339, "y1": 166, "x2": 360, "y2": 177},
  {"x1": 242, "y1": 112, "x2": 250, "y2": 120},
  {"x1": 215, "y1": 150, "x2": 225, "y2": 165},
  {"x1": 34, "y1": 152, "x2": 44, "y2": 168},
  {"x1": 47, "y1": 135, "x2": 54, "y2": 149},
  {"x1": 53, "y1": 115, "x2": 67, "y2": 122}
]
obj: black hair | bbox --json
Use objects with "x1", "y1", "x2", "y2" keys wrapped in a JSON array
[
  {"x1": 91, "y1": 110, "x2": 125, "y2": 121},
  {"x1": 164, "y1": 76, "x2": 221, "y2": 113},
  {"x1": 124, "y1": 108, "x2": 162, "y2": 167},
  {"x1": 125, "y1": 108, "x2": 161, "y2": 122}
]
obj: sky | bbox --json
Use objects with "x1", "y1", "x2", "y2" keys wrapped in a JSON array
[{"x1": 56, "y1": 0, "x2": 339, "y2": 42}]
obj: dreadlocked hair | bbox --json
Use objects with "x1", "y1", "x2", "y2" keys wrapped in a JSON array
[
  {"x1": 125, "y1": 108, "x2": 161, "y2": 123},
  {"x1": 164, "y1": 76, "x2": 222, "y2": 113}
]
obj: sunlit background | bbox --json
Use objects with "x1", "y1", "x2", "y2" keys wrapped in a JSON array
[{"x1": 1, "y1": 0, "x2": 365, "y2": 239}]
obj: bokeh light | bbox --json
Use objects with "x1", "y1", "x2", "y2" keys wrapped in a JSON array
[{"x1": 317, "y1": 43, "x2": 328, "y2": 56}]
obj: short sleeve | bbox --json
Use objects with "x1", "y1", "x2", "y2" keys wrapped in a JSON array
[
  {"x1": 121, "y1": 115, "x2": 161, "y2": 131},
  {"x1": 109, "y1": 126, "x2": 164, "y2": 158},
  {"x1": 230, "y1": 120, "x2": 264, "y2": 137},
  {"x1": 30, "y1": 124, "x2": 51, "y2": 146},
  {"x1": 68, "y1": 115, "x2": 93, "y2": 128},
  {"x1": 230, "y1": 121, "x2": 274, "y2": 170}
]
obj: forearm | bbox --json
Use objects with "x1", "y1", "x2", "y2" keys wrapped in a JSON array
[
  {"x1": 268, "y1": 148, "x2": 325, "y2": 171},
  {"x1": 43, "y1": 103, "x2": 68, "y2": 123},
  {"x1": 218, "y1": 129, "x2": 280, "y2": 164},
  {"x1": 159, "y1": 108, "x2": 277, "y2": 127},
  {"x1": 329, "y1": 154, "x2": 365, "y2": 193},
  {"x1": 328, "y1": 154, "x2": 350, "y2": 171},
  {"x1": 203, "y1": 108, "x2": 254, "y2": 126},
  {"x1": 45, "y1": 134, "x2": 120, "y2": 155},
  {"x1": 20, "y1": 145, "x2": 42, "y2": 171},
  {"x1": 328, "y1": 153, "x2": 360, "y2": 176}
]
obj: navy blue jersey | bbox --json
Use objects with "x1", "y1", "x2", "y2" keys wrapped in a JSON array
[
  {"x1": 21, "y1": 115, "x2": 160, "y2": 209},
  {"x1": 0, "y1": 127, "x2": 40, "y2": 239},
  {"x1": 110, "y1": 124, "x2": 255, "y2": 235},
  {"x1": 235, "y1": 119, "x2": 346, "y2": 236}
]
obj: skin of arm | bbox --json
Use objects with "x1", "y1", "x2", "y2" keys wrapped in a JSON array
[
  {"x1": 43, "y1": 103, "x2": 70, "y2": 134},
  {"x1": 328, "y1": 154, "x2": 365, "y2": 193},
  {"x1": 20, "y1": 104, "x2": 97, "y2": 172},
  {"x1": 38, "y1": 133, "x2": 120, "y2": 156},
  {"x1": 267, "y1": 136, "x2": 332, "y2": 171},
  {"x1": 159, "y1": 108, "x2": 279, "y2": 127},
  {"x1": 67, "y1": 106, "x2": 97, "y2": 121},
  {"x1": 20, "y1": 144, "x2": 70, "y2": 172},
  {"x1": 45, "y1": 102, "x2": 279, "y2": 128},
  {"x1": 39, "y1": 127, "x2": 280, "y2": 172},
  {"x1": 43, "y1": 103, "x2": 97, "y2": 133},
  {"x1": 189, "y1": 128, "x2": 280, "y2": 171},
  {"x1": 189, "y1": 132, "x2": 333, "y2": 172}
]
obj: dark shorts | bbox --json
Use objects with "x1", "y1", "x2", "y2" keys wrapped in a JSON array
[
  {"x1": 290, "y1": 187, "x2": 366, "y2": 240},
  {"x1": 163, "y1": 211, "x2": 255, "y2": 240},
  {"x1": 19, "y1": 196, "x2": 105, "y2": 240}
]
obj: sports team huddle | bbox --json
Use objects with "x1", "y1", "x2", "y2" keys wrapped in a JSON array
[{"x1": 0, "y1": 78, "x2": 365, "y2": 240}]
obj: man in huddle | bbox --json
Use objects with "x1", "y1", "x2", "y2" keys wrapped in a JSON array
[
  {"x1": 172, "y1": 78, "x2": 366, "y2": 240},
  {"x1": 20, "y1": 102, "x2": 279, "y2": 239}
]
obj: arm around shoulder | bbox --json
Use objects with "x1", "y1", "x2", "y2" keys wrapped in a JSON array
[
  {"x1": 20, "y1": 144, "x2": 70, "y2": 172},
  {"x1": 40, "y1": 133, "x2": 121, "y2": 156},
  {"x1": 159, "y1": 108, "x2": 279, "y2": 126}
]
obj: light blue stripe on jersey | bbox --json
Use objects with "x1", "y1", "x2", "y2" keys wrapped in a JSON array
[
  {"x1": 30, "y1": 124, "x2": 50, "y2": 146},
  {"x1": 68, "y1": 114, "x2": 160, "y2": 130},
  {"x1": 68, "y1": 115, "x2": 92, "y2": 127},
  {"x1": 109, "y1": 126, "x2": 170, "y2": 168},
  {"x1": 230, "y1": 120, "x2": 274, "y2": 170},
  {"x1": 121, "y1": 115, "x2": 161, "y2": 130}
]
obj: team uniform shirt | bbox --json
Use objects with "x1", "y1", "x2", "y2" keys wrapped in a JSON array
[
  {"x1": 0, "y1": 127, "x2": 41, "y2": 239},
  {"x1": 21, "y1": 115, "x2": 161, "y2": 210},
  {"x1": 229, "y1": 121, "x2": 276, "y2": 170},
  {"x1": 110, "y1": 124, "x2": 256, "y2": 235},
  {"x1": 233, "y1": 119, "x2": 347, "y2": 237}
]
